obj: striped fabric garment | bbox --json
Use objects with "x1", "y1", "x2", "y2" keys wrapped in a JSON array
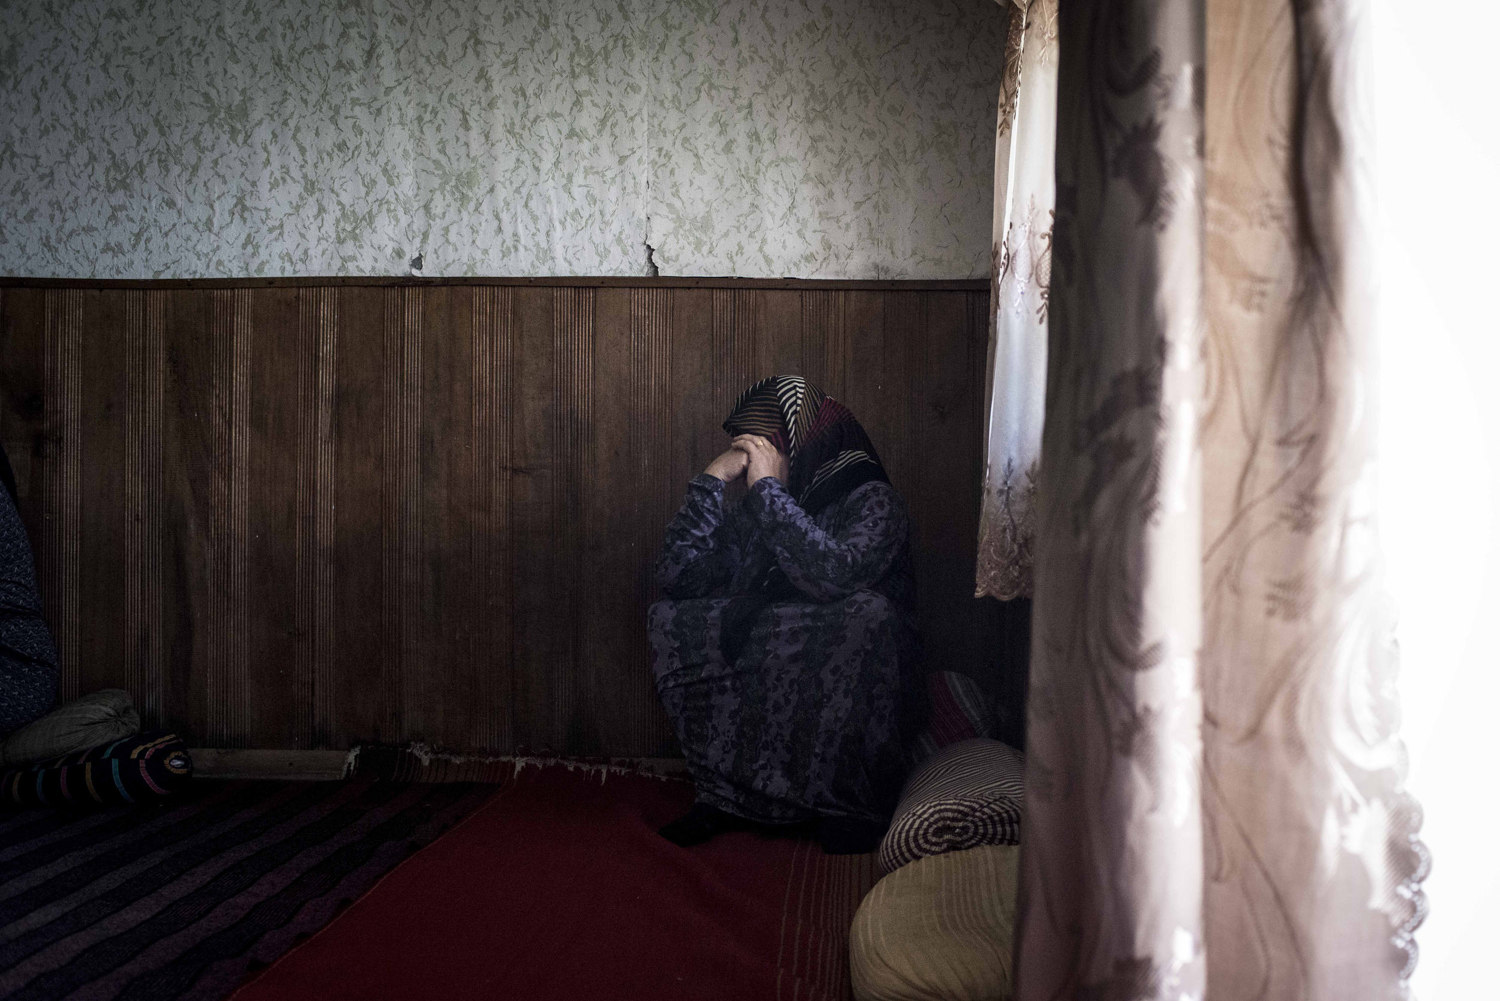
[
  {"x1": 907, "y1": 671, "x2": 1000, "y2": 765},
  {"x1": 0, "y1": 732, "x2": 190, "y2": 810},
  {"x1": 879, "y1": 737, "x2": 1024, "y2": 874},
  {"x1": 722, "y1": 375, "x2": 888, "y2": 516},
  {"x1": 850, "y1": 845, "x2": 1020, "y2": 1001}
]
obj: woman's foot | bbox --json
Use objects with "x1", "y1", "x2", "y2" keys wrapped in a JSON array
[
  {"x1": 659, "y1": 804, "x2": 816, "y2": 846},
  {"x1": 815, "y1": 816, "x2": 886, "y2": 855},
  {"x1": 657, "y1": 803, "x2": 750, "y2": 846}
]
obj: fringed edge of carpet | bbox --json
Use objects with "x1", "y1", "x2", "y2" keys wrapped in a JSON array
[{"x1": 346, "y1": 742, "x2": 689, "y2": 784}]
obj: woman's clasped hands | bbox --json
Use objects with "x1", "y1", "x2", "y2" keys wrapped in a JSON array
[{"x1": 703, "y1": 434, "x2": 790, "y2": 488}]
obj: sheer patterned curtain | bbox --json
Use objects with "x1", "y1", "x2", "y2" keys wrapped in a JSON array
[
  {"x1": 975, "y1": 0, "x2": 1057, "y2": 602},
  {"x1": 1015, "y1": 1, "x2": 1428, "y2": 999}
]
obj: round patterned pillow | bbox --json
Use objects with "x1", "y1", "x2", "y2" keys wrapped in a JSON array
[
  {"x1": 879, "y1": 737, "x2": 1024, "y2": 874},
  {"x1": 0, "y1": 731, "x2": 192, "y2": 810}
]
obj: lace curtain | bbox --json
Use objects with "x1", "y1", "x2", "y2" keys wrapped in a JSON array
[
  {"x1": 975, "y1": 0, "x2": 1057, "y2": 602},
  {"x1": 1015, "y1": 1, "x2": 1428, "y2": 999}
]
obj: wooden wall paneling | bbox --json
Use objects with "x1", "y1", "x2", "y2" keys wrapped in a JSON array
[
  {"x1": 76, "y1": 289, "x2": 131, "y2": 704},
  {"x1": 751, "y1": 289, "x2": 803, "y2": 381},
  {"x1": 555, "y1": 287, "x2": 593, "y2": 752},
  {"x1": 799, "y1": 290, "x2": 848, "y2": 401},
  {"x1": 298, "y1": 286, "x2": 337, "y2": 747},
  {"x1": 838, "y1": 291, "x2": 886, "y2": 446},
  {"x1": 672, "y1": 289, "x2": 719, "y2": 493},
  {"x1": 711, "y1": 289, "x2": 758, "y2": 420},
  {"x1": 849, "y1": 289, "x2": 925, "y2": 658},
  {"x1": 847, "y1": 290, "x2": 917, "y2": 502},
  {"x1": 580, "y1": 288, "x2": 644, "y2": 754},
  {"x1": 234, "y1": 286, "x2": 303, "y2": 747},
  {"x1": 414, "y1": 285, "x2": 480, "y2": 748},
  {"x1": 382, "y1": 287, "x2": 423, "y2": 743},
  {"x1": 637, "y1": 287, "x2": 677, "y2": 755},
  {"x1": 0, "y1": 280, "x2": 995, "y2": 754},
  {"x1": 910, "y1": 291, "x2": 983, "y2": 677},
  {"x1": 41, "y1": 288, "x2": 83, "y2": 703},
  {"x1": 508, "y1": 286, "x2": 565, "y2": 751},
  {"x1": 159, "y1": 289, "x2": 215, "y2": 741},
  {"x1": 471, "y1": 285, "x2": 514, "y2": 752},
  {"x1": 329, "y1": 286, "x2": 393, "y2": 744},
  {"x1": 124, "y1": 290, "x2": 167, "y2": 727},
  {"x1": 203, "y1": 288, "x2": 254, "y2": 745}
]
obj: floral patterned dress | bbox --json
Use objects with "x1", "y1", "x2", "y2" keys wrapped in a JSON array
[
  {"x1": 648, "y1": 473, "x2": 919, "y2": 825},
  {"x1": 0, "y1": 453, "x2": 57, "y2": 736}
]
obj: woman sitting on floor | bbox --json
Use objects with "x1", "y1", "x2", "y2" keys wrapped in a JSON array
[{"x1": 648, "y1": 376, "x2": 920, "y2": 853}]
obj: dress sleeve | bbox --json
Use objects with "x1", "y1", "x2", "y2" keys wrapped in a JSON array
[
  {"x1": 653, "y1": 474, "x2": 743, "y2": 598},
  {"x1": 742, "y1": 478, "x2": 907, "y2": 602}
]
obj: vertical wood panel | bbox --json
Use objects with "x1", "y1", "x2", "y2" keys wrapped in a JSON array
[
  {"x1": 382, "y1": 288, "x2": 422, "y2": 742},
  {"x1": 300, "y1": 286, "x2": 337, "y2": 745},
  {"x1": 799, "y1": 290, "x2": 848, "y2": 400},
  {"x1": 753, "y1": 288, "x2": 802, "y2": 379},
  {"x1": 243, "y1": 286, "x2": 303, "y2": 745},
  {"x1": 42, "y1": 288, "x2": 83, "y2": 702},
  {"x1": 208, "y1": 289, "x2": 229, "y2": 742},
  {"x1": 330, "y1": 286, "x2": 389, "y2": 743},
  {"x1": 471, "y1": 286, "x2": 514, "y2": 751},
  {"x1": 161, "y1": 290, "x2": 210, "y2": 737},
  {"x1": 637, "y1": 287, "x2": 676, "y2": 754},
  {"x1": 840, "y1": 291, "x2": 886, "y2": 461},
  {"x1": 555, "y1": 287, "x2": 592, "y2": 750},
  {"x1": 231, "y1": 289, "x2": 253, "y2": 744},
  {"x1": 124, "y1": 290, "x2": 166, "y2": 726},
  {"x1": 294, "y1": 291, "x2": 316, "y2": 747},
  {"x1": 711, "y1": 289, "x2": 758, "y2": 417},
  {"x1": 582, "y1": 287, "x2": 674, "y2": 754},
  {"x1": 673, "y1": 290, "x2": 718, "y2": 492},
  {"x1": 414, "y1": 285, "x2": 478, "y2": 747},
  {"x1": 911, "y1": 291, "x2": 981, "y2": 678},
  {"x1": 77, "y1": 290, "x2": 129, "y2": 700},
  {"x1": 580, "y1": 288, "x2": 629, "y2": 755},
  {"x1": 202, "y1": 288, "x2": 255, "y2": 745},
  {"x1": 509, "y1": 286, "x2": 560, "y2": 751}
]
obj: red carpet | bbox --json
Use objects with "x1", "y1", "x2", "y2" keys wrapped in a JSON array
[{"x1": 232, "y1": 765, "x2": 880, "y2": 1001}]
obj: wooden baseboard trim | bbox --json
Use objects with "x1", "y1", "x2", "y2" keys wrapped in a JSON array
[
  {"x1": 188, "y1": 749, "x2": 353, "y2": 781},
  {"x1": 188, "y1": 747, "x2": 689, "y2": 783}
]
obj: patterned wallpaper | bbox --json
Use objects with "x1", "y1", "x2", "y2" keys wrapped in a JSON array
[{"x1": 0, "y1": 0, "x2": 1006, "y2": 279}]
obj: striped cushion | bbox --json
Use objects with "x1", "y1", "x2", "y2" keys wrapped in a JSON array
[
  {"x1": 880, "y1": 737, "x2": 1024, "y2": 874},
  {"x1": 909, "y1": 672, "x2": 999, "y2": 764},
  {"x1": 0, "y1": 688, "x2": 140, "y2": 766},
  {"x1": 850, "y1": 845, "x2": 1019, "y2": 1001},
  {"x1": 0, "y1": 731, "x2": 192, "y2": 809}
]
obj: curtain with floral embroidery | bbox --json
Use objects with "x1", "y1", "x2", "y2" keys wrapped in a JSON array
[
  {"x1": 976, "y1": 0, "x2": 1057, "y2": 602},
  {"x1": 1014, "y1": 1, "x2": 1428, "y2": 999}
]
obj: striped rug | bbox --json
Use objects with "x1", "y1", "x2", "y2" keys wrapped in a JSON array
[{"x1": 0, "y1": 779, "x2": 492, "y2": 1001}]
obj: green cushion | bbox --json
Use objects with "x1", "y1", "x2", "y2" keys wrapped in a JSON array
[
  {"x1": 0, "y1": 689, "x2": 140, "y2": 767},
  {"x1": 850, "y1": 846, "x2": 1019, "y2": 1001}
]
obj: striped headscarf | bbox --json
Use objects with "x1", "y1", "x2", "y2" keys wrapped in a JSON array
[{"x1": 722, "y1": 376, "x2": 889, "y2": 515}]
